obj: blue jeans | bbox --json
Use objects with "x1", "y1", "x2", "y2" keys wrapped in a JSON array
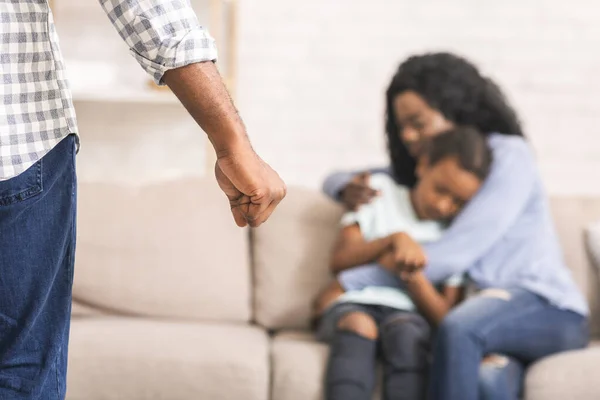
[
  {"x1": 479, "y1": 355, "x2": 524, "y2": 400},
  {"x1": 318, "y1": 303, "x2": 431, "y2": 400},
  {"x1": 0, "y1": 136, "x2": 77, "y2": 400},
  {"x1": 318, "y1": 302, "x2": 524, "y2": 400},
  {"x1": 430, "y1": 288, "x2": 589, "y2": 400}
]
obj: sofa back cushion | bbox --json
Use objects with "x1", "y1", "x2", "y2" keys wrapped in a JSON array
[
  {"x1": 74, "y1": 179, "x2": 251, "y2": 322},
  {"x1": 253, "y1": 189, "x2": 600, "y2": 334},
  {"x1": 550, "y1": 197, "x2": 600, "y2": 337},
  {"x1": 252, "y1": 187, "x2": 343, "y2": 329}
]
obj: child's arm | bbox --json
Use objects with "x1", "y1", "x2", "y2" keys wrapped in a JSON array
[
  {"x1": 330, "y1": 224, "x2": 393, "y2": 274},
  {"x1": 402, "y1": 271, "x2": 463, "y2": 326}
]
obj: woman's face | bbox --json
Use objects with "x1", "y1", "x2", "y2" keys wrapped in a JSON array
[{"x1": 393, "y1": 91, "x2": 455, "y2": 157}]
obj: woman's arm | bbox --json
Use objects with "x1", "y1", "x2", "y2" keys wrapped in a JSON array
[
  {"x1": 322, "y1": 166, "x2": 392, "y2": 202},
  {"x1": 423, "y1": 137, "x2": 538, "y2": 282},
  {"x1": 403, "y1": 272, "x2": 463, "y2": 326},
  {"x1": 330, "y1": 224, "x2": 393, "y2": 274}
]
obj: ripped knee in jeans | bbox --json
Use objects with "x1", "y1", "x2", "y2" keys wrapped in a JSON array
[
  {"x1": 482, "y1": 354, "x2": 510, "y2": 368},
  {"x1": 479, "y1": 288, "x2": 512, "y2": 301},
  {"x1": 479, "y1": 354, "x2": 524, "y2": 400},
  {"x1": 337, "y1": 311, "x2": 379, "y2": 340}
]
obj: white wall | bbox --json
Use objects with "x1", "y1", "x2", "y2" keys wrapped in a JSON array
[
  {"x1": 54, "y1": 0, "x2": 213, "y2": 185},
  {"x1": 236, "y1": 0, "x2": 600, "y2": 195},
  {"x1": 55, "y1": 0, "x2": 600, "y2": 194}
]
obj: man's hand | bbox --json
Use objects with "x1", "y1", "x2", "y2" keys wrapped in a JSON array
[
  {"x1": 391, "y1": 232, "x2": 427, "y2": 273},
  {"x1": 340, "y1": 172, "x2": 380, "y2": 211},
  {"x1": 215, "y1": 146, "x2": 286, "y2": 228},
  {"x1": 163, "y1": 62, "x2": 286, "y2": 228}
]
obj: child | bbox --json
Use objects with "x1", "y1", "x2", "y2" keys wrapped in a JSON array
[{"x1": 316, "y1": 126, "x2": 492, "y2": 400}]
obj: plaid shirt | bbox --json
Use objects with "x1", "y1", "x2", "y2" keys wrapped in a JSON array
[{"x1": 0, "y1": 0, "x2": 217, "y2": 180}]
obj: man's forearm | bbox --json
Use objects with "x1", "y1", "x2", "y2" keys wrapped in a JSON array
[{"x1": 163, "y1": 62, "x2": 250, "y2": 157}]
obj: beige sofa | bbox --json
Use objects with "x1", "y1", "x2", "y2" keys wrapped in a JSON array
[{"x1": 66, "y1": 179, "x2": 600, "y2": 400}]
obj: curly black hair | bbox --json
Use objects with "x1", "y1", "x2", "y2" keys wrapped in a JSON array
[
  {"x1": 385, "y1": 52, "x2": 524, "y2": 187},
  {"x1": 426, "y1": 126, "x2": 493, "y2": 182}
]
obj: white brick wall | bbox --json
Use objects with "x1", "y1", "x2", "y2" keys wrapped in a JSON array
[{"x1": 236, "y1": 0, "x2": 600, "y2": 195}]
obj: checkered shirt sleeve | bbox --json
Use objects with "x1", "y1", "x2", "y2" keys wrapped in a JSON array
[{"x1": 99, "y1": 0, "x2": 218, "y2": 84}]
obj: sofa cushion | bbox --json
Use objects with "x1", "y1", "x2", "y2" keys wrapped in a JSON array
[
  {"x1": 585, "y1": 220, "x2": 600, "y2": 281},
  {"x1": 253, "y1": 192, "x2": 600, "y2": 333},
  {"x1": 524, "y1": 342, "x2": 600, "y2": 400},
  {"x1": 271, "y1": 331, "x2": 381, "y2": 400},
  {"x1": 272, "y1": 333, "x2": 600, "y2": 400},
  {"x1": 550, "y1": 198, "x2": 600, "y2": 336},
  {"x1": 253, "y1": 187, "x2": 344, "y2": 330},
  {"x1": 67, "y1": 318, "x2": 269, "y2": 400},
  {"x1": 74, "y1": 179, "x2": 251, "y2": 322},
  {"x1": 70, "y1": 301, "x2": 104, "y2": 318}
]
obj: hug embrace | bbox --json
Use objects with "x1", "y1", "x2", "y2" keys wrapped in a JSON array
[{"x1": 314, "y1": 53, "x2": 589, "y2": 400}]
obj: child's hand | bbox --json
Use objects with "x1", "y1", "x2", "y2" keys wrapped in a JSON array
[
  {"x1": 391, "y1": 232, "x2": 427, "y2": 272},
  {"x1": 399, "y1": 269, "x2": 425, "y2": 284}
]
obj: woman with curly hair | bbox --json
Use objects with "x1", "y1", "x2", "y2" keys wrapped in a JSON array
[{"x1": 322, "y1": 53, "x2": 589, "y2": 400}]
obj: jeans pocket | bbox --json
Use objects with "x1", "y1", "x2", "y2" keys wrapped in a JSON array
[{"x1": 0, "y1": 160, "x2": 43, "y2": 207}]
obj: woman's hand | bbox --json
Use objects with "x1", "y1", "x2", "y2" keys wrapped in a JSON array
[
  {"x1": 340, "y1": 173, "x2": 380, "y2": 211},
  {"x1": 379, "y1": 248, "x2": 423, "y2": 282},
  {"x1": 391, "y1": 232, "x2": 427, "y2": 273}
]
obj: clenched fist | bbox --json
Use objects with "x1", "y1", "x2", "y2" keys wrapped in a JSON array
[{"x1": 215, "y1": 146, "x2": 286, "y2": 228}]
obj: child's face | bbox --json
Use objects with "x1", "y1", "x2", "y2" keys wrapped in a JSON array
[{"x1": 412, "y1": 157, "x2": 482, "y2": 221}]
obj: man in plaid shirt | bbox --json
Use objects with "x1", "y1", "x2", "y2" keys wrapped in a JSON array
[{"x1": 0, "y1": 1, "x2": 286, "y2": 398}]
